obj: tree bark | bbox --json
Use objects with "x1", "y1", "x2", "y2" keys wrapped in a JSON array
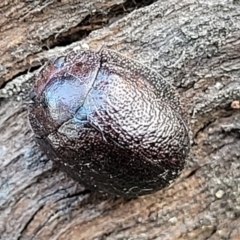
[{"x1": 1, "y1": 0, "x2": 240, "y2": 239}]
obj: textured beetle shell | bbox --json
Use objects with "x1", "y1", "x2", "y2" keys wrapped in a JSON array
[{"x1": 29, "y1": 48, "x2": 190, "y2": 197}]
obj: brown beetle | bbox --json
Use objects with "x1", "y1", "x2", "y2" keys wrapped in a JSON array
[{"x1": 29, "y1": 48, "x2": 190, "y2": 197}]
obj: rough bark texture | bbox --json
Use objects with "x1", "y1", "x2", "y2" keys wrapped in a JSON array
[{"x1": 1, "y1": 0, "x2": 240, "y2": 239}]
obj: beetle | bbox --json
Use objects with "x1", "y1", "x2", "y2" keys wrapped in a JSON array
[{"x1": 29, "y1": 48, "x2": 190, "y2": 197}]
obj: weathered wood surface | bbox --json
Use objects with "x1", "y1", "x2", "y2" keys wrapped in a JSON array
[{"x1": 1, "y1": 0, "x2": 240, "y2": 239}]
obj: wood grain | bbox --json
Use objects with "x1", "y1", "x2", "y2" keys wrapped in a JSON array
[{"x1": 1, "y1": 0, "x2": 240, "y2": 239}]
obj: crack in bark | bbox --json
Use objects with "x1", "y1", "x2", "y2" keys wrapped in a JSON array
[
  {"x1": 184, "y1": 166, "x2": 201, "y2": 179},
  {"x1": 54, "y1": 189, "x2": 91, "y2": 203},
  {"x1": 17, "y1": 205, "x2": 44, "y2": 240},
  {"x1": 43, "y1": 0, "x2": 157, "y2": 49}
]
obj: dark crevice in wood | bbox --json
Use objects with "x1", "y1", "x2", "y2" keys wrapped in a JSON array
[
  {"x1": 193, "y1": 118, "x2": 216, "y2": 140},
  {"x1": 205, "y1": 227, "x2": 217, "y2": 240},
  {"x1": 17, "y1": 205, "x2": 44, "y2": 240},
  {"x1": 54, "y1": 189, "x2": 91, "y2": 203},
  {"x1": 185, "y1": 166, "x2": 201, "y2": 179},
  {"x1": 40, "y1": 0, "x2": 157, "y2": 49}
]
